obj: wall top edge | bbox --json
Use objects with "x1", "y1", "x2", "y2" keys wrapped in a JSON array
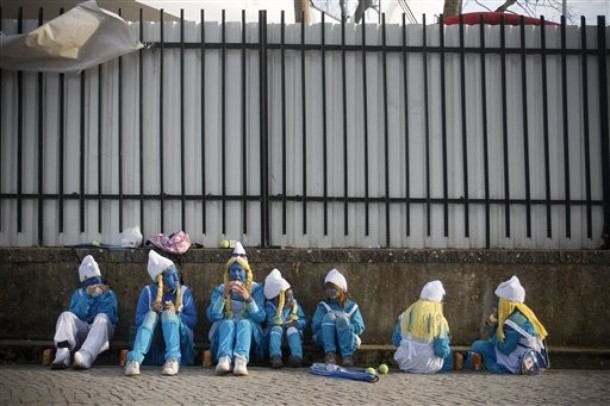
[{"x1": 0, "y1": 248, "x2": 608, "y2": 265}]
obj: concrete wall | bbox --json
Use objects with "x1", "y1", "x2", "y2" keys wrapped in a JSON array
[{"x1": 1, "y1": 248, "x2": 609, "y2": 349}]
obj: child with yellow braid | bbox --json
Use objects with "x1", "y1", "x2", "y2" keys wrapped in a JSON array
[
  {"x1": 124, "y1": 251, "x2": 197, "y2": 376},
  {"x1": 206, "y1": 242, "x2": 266, "y2": 376},
  {"x1": 465, "y1": 275, "x2": 549, "y2": 374},
  {"x1": 263, "y1": 269, "x2": 308, "y2": 368},
  {"x1": 391, "y1": 280, "x2": 454, "y2": 374}
]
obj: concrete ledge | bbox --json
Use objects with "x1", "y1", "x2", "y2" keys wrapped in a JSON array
[{"x1": 1, "y1": 340, "x2": 608, "y2": 370}]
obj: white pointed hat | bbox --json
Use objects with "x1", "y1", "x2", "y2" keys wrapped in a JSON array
[
  {"x1": 494, "y1": 275, "x2": 526, "y2": 303},
  {"x1": 420, "y1": 280, "x2": 446, "y2": 302},
  {"x1": 324, "y1": 268, "x2": 347, "y2": 292},
  {"x1": 264, "y1": 268, "x2": 291, "y2": 299},
  {"x1": 232, "y1": 241, "x2": 247, "y2": 258},
  {"x1": 78, "y1": 255, "x2": 101, "y2": 282},
  {"x1": 147, "y1": 250, "x2": 174, "y2": 281}
]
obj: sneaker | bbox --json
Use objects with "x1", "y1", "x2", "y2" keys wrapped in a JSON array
[
  {"x1": 342, "y1": 356, "x2": 354, "y2": 367},
  {"x1": 162, "y1": 358, "x2": 180, "y2": 376},
  {"x1": 124, "y1": 360, "x2": 141, "y2": 376},
  {"x1": 51, "y1": 348, "x2": 71, "y2": 370},
  {"x1": 73, "y1": 350, "x2": 93, "y2": 370},
  {"x1": 324, "y1": 352, "x2": 337, "y2": 365},
  {"x1": 215, "y1": 355, "x2": 232, "y2": 375},
  {"x1": 270, "y1": 356, "x2": 283, "y2": 369},
  {"x1": 288, "y1": 355, "x2": 302, "y2": 368},
  {"x1": 521, "y1": 350, "x2": 541, "y2": 376},
  {"x1": 233, "y1": 355, "x2": 248, "y2": 376}
]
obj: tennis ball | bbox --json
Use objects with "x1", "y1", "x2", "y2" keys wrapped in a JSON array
[
  {"x1": 220, "y1": 239, "x2": 229, "y2": 249},
  {"x1": 365, "y1": 367, "x2": 376, "y2": 376},
  {"x1": 378, "y1": 363, "x2": 389, "y2": 375}
]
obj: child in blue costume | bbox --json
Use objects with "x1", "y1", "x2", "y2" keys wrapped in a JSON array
[
  {"x1": 124, "y1": 250, "x2": 197, "y2": 376},
  {"x1": 51, "y1": 255, "x2": 118, "y2": 370},
  {"x1": 311, "y1": 268, "x2": 365, "y2": 367},
  {"x1": 263, "y1": 268, "x2": 308, "y2": 368},
  {"x1": 207, "y1": 242, "x2": 266, "y2": 376},
  {"x1": 392, "y1": 280, "x2": 453, "y2": 373},
  {"x1": 465, "y1": 275, "x2": 549, "y2": 374}
]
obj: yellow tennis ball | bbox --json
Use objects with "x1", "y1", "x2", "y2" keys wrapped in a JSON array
[
  {"x1": 220, "y1": 239, "x2": 229, "y2": 249},
  {"x1": 378, "y1": 363, "x2": 389, "y2": 374},
  {"x1": 365, "y1": 367, "x2": 376, "y2": 375}
]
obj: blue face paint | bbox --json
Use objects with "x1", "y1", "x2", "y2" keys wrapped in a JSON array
[
  {"x1": 229, "y1": 263, "x2": 246, "y2": 282},
  {"x1": 325, "y1": 284, "x2": 339, "y2": 300},
  {"x1": 163, "y1": 267, "x2": 179, "y2": 291},
  {"x1": 284, "y1": 290, "x2": 294, "y2": 306},
  {"x1": 82, "y1": 276, "x2": 102, "y2": 289}
]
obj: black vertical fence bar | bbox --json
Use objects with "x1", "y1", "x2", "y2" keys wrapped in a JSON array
[
  {"x1": 580, "y1": 16, "x2": 592, "y2": 239},
  {"x1": 321, "y1": 13, "x2": 328, "y2": 235},
  {"x1": 79, "y1": 70, "x2": 86, "y2": 232},
  {"x1": 597, "y1": 16, "x2": 610, "y2": 240},
  {"x1": 479, "y1": 16, "x2": 491, "y2": 248},
  {"x1": 362, "y1": 20, "x2": 370, "y2": 236},
  {"x1": 439, "y1": 16, "x2": 448, "y2": 237},
  {"x1": 281, "y1": 12, "x2": 287, "y2": 235},
  {"x1": 221, "y1": 11, "x2": 226, "y2": 234},
  {"x1": 180, "y1": 9, "x2": 186, "y2": 231},
  {"x1": 500, "y1": 17, "x2": 510, "y2": 237},
  {"x1": 519, "y1": 16, "x2": 532, "y2": 238},
  {"x1": 0, "y1": 6, "x2": 3, "y2": 230},
  {"x1": 560, "y1": 16, "x2": 571, "y2": 238},
  {"x1": 58, "y1": 8, "x2": 65, "y2": 232},
  {"x1": 540, "y1": 18, "x2": 552, "y2": 238},
  {"x1": 98, "y1": 63, "x2": 103, "y2": 232},
  {"x1": 241, "y1": 10, "x2": 247, "y2": 234},
  {"x1": 139, "y1": 9, "x2": 145, "y2": 231},
  {"x1": 459, "y1": 14, "x2": 470, "y2": 237},
  {"x1": 341, "y1": 15, "x2": 349, "y2": 236},
  {"x1": 422, "y1": 15, "x2": 431, "y2": 236},
  {"x1": 402, "y1": 14, "x2": 410, "y2": 237},
  {"x1": 16, "y1": 7, "x2": 23, "y2": 232},
  {"x1": 382, "y1": 15, "x2": 390, "y2": 246},
  {"x1": 200, "y1": 9, "x2": 207, "y2": 233},
  {"x1": 159, "y1": 9, "x2": 165, "y2": 230},
  {"x1": 300, "y1": 15, "x2": 308, "y2": 233},
  {"x1": 259, "y1": 10, "x2": 270, "y2": 246},
  {"x1": 36, "y1": 7, "x2": 44, "y2": 245},
  {"x1": 118, "y1": 8, "x2": 124, "y2": 230}
]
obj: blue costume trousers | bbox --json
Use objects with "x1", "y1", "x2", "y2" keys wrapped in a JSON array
[
  {"x1": 217, "y1": 319, "x2": 253, "y2": 362},
  {"x1": 268, "y1": 325, "x2": 303, "y2": 359},
  {"x1": 127, "y1": 310, "x2": 193, "y2": 365},
  {"x1": 316, "y1": 313, "x2": 355, "y2": 357},
  {"x1": 465, "y1": 339, "x2": 508, "y2": 373}
]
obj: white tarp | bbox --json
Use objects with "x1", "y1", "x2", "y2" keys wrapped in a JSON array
[{"x1": 0, "y1": 0, "x2": 143, "y2": 73}]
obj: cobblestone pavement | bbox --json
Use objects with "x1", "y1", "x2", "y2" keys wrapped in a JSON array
[{"x1": 1, "y1": 365, "x2": 609, "y2": 405}]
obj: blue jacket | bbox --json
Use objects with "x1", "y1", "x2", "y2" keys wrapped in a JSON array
[
  {"x1": 69, "y1": 287, "x2": 118, "y2": 325},
  {"x1": 134, "y1": 284, "x2": 197, "y2": 330}
]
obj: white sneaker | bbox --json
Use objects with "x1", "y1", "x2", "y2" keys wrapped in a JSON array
[
  {"x1": 162, "y1": 358, "x2": 180, "y2": 376},
  {"x1": 73, "y1": 350, "x2": 92, "y2": 369},
  {"x1": 233, "y1": 355, "x2": 248, "y2": 376},
  {"x1": 51, "y1": 348, "x2": 71, "y2": 370},
  {"x1": 215, "y1": 355, "x2": 232, "y2": 375},
  {"x1": 124, "y1": 360, "x2": 141, "y2": 376}
]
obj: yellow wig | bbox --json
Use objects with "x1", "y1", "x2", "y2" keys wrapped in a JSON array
[
  {"x1": 400, "y1": 299, "x2": 449, "y2": 342},
  {"x1": 223, "y1": 256, "x2": 253, "y2": 318},
  {"x1": 496, "y1": 298, "x2": 548, "y2": 341}
]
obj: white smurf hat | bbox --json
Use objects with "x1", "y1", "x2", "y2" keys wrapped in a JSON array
[
  {"x1": 78, "y1": 255, "x2": 101, "y2": 282},
  {"x1": 324, "y1": 268, "x2": 347, "y2": 292},
  {"x1": 264, "y1": 268, "x2": 291, "y2": 299},
  {"x1": 420, "y1": 280, "x2": 446, "y2": 302},
  {"x1": 495, "y1": 275, "x2": 526, "y2": 303},
  {"x1": 232, "y1": 241, "x2": 247, "y2": 258},
  {"x1": 147, "y1": 250, "x2": 174, "y2": 281}
]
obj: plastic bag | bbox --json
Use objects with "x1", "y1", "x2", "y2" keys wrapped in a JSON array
[{"x1": 121, "y1": 226, "x2": 143, "y2": 248}]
